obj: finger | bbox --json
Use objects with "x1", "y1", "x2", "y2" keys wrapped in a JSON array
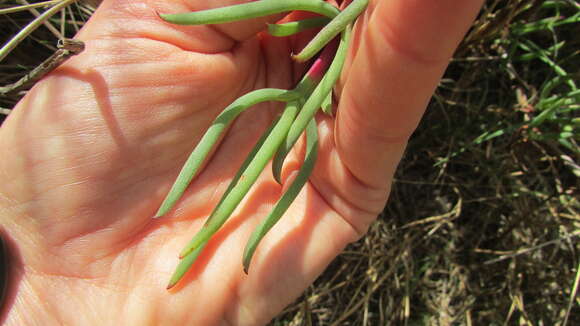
[{"x1": 335, "y1": 0, "x2": 484, "y2": 189}]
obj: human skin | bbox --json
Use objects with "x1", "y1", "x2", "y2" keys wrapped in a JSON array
[{"x1": 0, "y1": 0, "x2": 483, "y2": 325}]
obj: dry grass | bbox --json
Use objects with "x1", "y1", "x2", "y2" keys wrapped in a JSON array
[
  {"x1": 273, "y1": 0, "x2": 579, "y2": 324},
  {"x1": 1, "y1": 0, "x2": 578, "y2": 325}
]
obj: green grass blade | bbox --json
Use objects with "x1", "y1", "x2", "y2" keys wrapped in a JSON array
[
  {"x1": 159, "y1": 0, "x2": 340, "y2": 25},
  {"x1": 155, "y1": 88, "x2": 299, "y2": 218},
  {"x1": 178, "y1": 101, "x2": 301, "y2": 258},
  {"x1": 293, "y1": 0, "x2": 367, "y2": 62},
  {"x1": 243, "y1": 118, "x2": 318, "y2": 274}
]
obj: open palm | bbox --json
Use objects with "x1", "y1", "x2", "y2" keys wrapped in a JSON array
[{"x1": 0, "y1": 0, "x2": 482, "y2": 325}]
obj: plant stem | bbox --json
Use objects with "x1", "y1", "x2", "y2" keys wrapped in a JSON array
[
  {"x1": 267, "y1": 17, "x2": 331, "y2": 37},
  {"x1": 273, "y1": 24, "x2": 352, "y2": 183},
  {"x1": 293, "y1": 0, "x2": 367, "y2": 62},
  {"x1": 159, "y1": 0, "x2": 340, "y2": 25}
]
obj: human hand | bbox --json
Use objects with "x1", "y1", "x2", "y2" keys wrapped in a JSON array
[{"x1": 0, "y1": 1, "x2": 483, "y2": 325}]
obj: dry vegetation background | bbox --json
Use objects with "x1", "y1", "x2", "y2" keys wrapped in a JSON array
[{"x1": 1, "y1": 0, "x2": 578, "y2": 325}]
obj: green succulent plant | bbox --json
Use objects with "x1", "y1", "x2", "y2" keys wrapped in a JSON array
[{"x1": 155, "y1": 0, "x2": 369, "y2": 289}]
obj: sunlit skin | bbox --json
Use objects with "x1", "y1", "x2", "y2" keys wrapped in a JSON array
[{"x1": 0, "y1": 1, "x2": 483, "y2": 325}]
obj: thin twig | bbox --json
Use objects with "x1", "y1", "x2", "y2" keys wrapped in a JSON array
[
  {"x1": 482, "y1": 231, "x2": 580, "y2": 265},
  {"x1": 0, "y1": 38, "x2": 84, "y2": 96}
]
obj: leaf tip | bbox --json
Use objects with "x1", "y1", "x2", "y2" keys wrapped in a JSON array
[
  {"x1": 166, "y1": 281, "x2": 177, "y2": 290},
  {"x1": 242, "y1": 255, "x2": 251, "y2": 275},
  {"x1": 272, "y1": 156, "x2": 284, "y2": 185},
  {"x1": 179, "y1": 248, "x2": 191, "y2": 259},
  {"x1": 156, "y1": 11, "x2": 167, "y2": 21},
  {"x1": 166, "y1": 270, "x2": 183, "y2": 290},
  {"x1": 154, "y1": 204, "x2": 169, "y2": 219},
  {"x1": 291, "y1": 52, "x2": 308, "y2": 63},
  {"x1": 157, "y1": 11, "x2": 183, "y2": 25}
]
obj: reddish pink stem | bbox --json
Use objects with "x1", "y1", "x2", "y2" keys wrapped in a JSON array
[{"x1": 299, "y1": 37, "x2": 340, "y2": 87}]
